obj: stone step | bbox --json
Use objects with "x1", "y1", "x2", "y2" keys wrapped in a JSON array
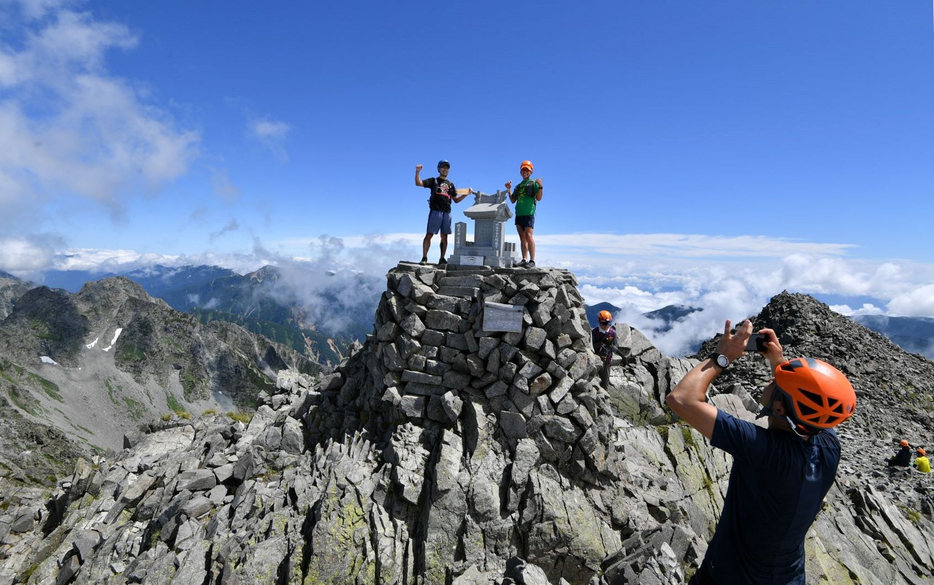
[
  {"x1": 438, "y1": 274, "x2": 484, "y2": 289},
  {"x1": 437, "y1": 286, "x2": 480, "y2": 298}
]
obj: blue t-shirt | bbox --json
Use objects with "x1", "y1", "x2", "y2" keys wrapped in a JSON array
[{"x1": 703, "y1": 410, "x2": 840, "y2": 585}]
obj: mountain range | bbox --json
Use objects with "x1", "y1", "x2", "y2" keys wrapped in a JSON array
[
  {"x1": 853, "y1": 314, "x2": 934, "y2": 358},
  {"x1": 30, "y1": 266, "x2": 934, "y2": 362},
  {"x1": 0, "y1": 275, "x2": 321, "y2": 491},
  {"x1": 34, "y1": 264, "x2": 385, "y2": 367}
]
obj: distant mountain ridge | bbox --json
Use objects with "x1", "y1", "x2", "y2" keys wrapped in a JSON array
[
  {"x1": 22, "y1": 267, "x2": 934, "y2": 362},
  {"x1": 0, "y1": 276, "x2": 322, "y2": 489},
  {"x1": 34, "y1": 264, "x2": 377, "y2": 366},
  {"x1": 585, "y1": 301, "x2": 700, "y2": 333},
  {"x1": 854, "y1": 314, "x2": 934, "y2": 359}
]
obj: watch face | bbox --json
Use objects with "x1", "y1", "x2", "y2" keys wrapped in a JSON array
[{"x1": 717, "y1": 355, "x2": 729, "y2": 368}]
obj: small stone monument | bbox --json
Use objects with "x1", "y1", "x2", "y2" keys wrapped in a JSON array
[{"x1": 449, "y1": 189, "x2": 518, "y2": 268}]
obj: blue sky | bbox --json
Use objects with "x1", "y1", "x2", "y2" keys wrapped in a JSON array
[{"x1": 1, "y1": 0, "x2": 933, "y2": 353}]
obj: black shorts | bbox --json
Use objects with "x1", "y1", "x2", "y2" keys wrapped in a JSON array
[{"x1": 516, "y1": 215, "x2": 535, "y2": 229}]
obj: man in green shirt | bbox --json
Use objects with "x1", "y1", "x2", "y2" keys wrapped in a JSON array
[{"x1": 505, "y1": 159, "x2": 543, "y2": 268}]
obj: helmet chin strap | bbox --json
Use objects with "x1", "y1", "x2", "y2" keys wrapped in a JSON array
[
  {"x1": 755, "y1": 390, "x2": 821, "y2": 438},
  {"x1": 755, "y1": 388, "x2": 781, "y2": 420},
  {"x1": 785, "y1": 416, "x2": 816, "y2": 439}
]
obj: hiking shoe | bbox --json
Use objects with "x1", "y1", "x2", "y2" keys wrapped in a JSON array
[
  {"x1": 419, "y1": 257, "x2": 428, "y2": 265},
  {"x1": 438, "y1": 258, "x2": 447, "y2": 266},
  {"x1": 516, "y1": 259, "x2": 527, "y2": 268},
  {"x1": 528, "y1": 260, "x2": 536, "y2": 268}
]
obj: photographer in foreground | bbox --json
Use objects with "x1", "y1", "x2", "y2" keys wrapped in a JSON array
[{"x1": 666, "y1": 319, "x2": 856, "y2": 585}]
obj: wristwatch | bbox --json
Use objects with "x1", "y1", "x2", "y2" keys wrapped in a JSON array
[{"x1": 708, "y1": 353, "x2": 730, "y2": 369}]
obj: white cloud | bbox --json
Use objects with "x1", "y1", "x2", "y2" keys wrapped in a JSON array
[
  {"x1": 829, "y1": 303, "x2": 885, "y2": 317},
  {"x1": 249, "y1": 117, "x2": 290, "y2": 161},
  {"x1": 534, "y1": 233, "x2": 855, "y2": 258},
  {"x1": 210, "y1": 167, "x2": 242, "y2": 203},
  {"x1": 209, "y1": 219, "x2": 240, "y2": 242},
  {"x1": 0, "y1": 6, "x2": 199, "y2": 226},
  {"x1": 8, "y1": 0, "x2": 77, "y2": 20},
  {"x1": 0, "y1": 236, "x2": 58, "y2": 275},
  {"x1": 276, "y1": 232, "x2": 424, "y2": 251},
  {"x1": 576, "y1": 253, "x2": 934, "y2": 357},
  {"x1": 888, "y1": 285, "x2": 934, "y2": 317}
]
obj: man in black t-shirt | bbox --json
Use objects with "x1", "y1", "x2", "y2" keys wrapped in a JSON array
[
  {"x1": 889, "y1": 440, "x2": 912, "y2": 467},
  {"x1": 666, "y1": 320, "x2": 856, "y2": 584},
  {"x1": 415, "y1": 160, "x2": 471, "y2": 266}
]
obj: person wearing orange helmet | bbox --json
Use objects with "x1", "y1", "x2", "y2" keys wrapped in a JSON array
[
  {"x1": 505, "y1": 160, "x2": 543, "y2": 268},
  {"x1": 913, "y1": 448, "x2": 931, "y2": 473},
  {"x1": 667, "y1": 319, "x2": 857, "y2": 585},
  {"x1": 592, "y1": 310, "x2": 617, "y2": 387},
  {"x1": 889, "y1": 439, "x2": 913, "y2": 467}
]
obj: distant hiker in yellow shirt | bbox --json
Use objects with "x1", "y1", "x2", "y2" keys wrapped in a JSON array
[
  {"x1": 505, "y1": 160, "x2": 543, "y2": 268},
  {"x1": 914, "y1": 448, "x2": 931, "y2": 473}
]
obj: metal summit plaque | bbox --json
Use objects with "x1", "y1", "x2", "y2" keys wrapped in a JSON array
[{"x1": 482, "y1": 301, "x2": 524, "y2": 333}]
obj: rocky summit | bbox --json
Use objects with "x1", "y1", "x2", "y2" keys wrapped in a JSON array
[{"x1": 0, "y1": 266, "x2": 932, "y2": 584}]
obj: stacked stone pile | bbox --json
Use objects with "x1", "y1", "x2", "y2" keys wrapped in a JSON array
[
  {"x1": 366, "y1": 267, "x2": 617, "y2": 481},
  {"x1": 297, "y1": 264, "x2": 632, "y2": 582},
  {"x1": 2, "y1": 269, "x2": 934, "y2": 584}
]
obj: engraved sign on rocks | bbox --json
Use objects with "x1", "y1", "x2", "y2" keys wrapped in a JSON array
[
  {"x1": 460, "y1": 255, "x2": 483, "y2": 266},
  {"x1": 483, "y1": 301, "x2": 524, "y2": 333}
]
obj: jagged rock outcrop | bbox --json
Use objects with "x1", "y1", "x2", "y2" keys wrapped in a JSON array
[
  {"x1": 0, "y1": 273, "x2": 32, "y2": 322},
  {"x1": 0, "y1": 271, "x2": 932, "y2": 584}
]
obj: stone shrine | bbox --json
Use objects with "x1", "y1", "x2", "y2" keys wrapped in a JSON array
[{"x1": 449, "y1": 189, "x2": 518, "y2": 267}]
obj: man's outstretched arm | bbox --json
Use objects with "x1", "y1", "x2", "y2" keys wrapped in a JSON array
[
  {"x1": 453, "y1": 188, "x2": 472, "y2": 203},
  {"x1": 666, "y1": 319, "x2": 750, "y2": 439}
]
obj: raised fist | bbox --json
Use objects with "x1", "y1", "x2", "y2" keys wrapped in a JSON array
[{"x1": 416, "y1": 164, "x2": 423, "y2": 171}]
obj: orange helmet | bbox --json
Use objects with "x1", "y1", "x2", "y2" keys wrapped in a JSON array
[
  {"x1": 918, "y1": 448, "x2": 927, "y2": 457},
  {"x1": 773, "y1": 358, "x2": 856, "y2": 433},
  {"x1": 598, "y1": 310, "x2": 612, "y2": 324},
  {"x1": 520, "y1": 160, "x2": 534, "y2": 172},
  {"x1": 900, "y1": 440, "x2": 910, "y2": 448}
]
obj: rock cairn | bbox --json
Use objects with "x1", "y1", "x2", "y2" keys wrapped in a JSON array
[
  {"x1": 311, "y1": 265, "x2": 620, "y2": 481},
  {"x1": 298, "y1": 264, "x2": 629, "y2": 583}
]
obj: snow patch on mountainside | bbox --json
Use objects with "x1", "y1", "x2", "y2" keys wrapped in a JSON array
[{"x1": 101, "y1": 328, "x2": 122, "y2": 352}]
